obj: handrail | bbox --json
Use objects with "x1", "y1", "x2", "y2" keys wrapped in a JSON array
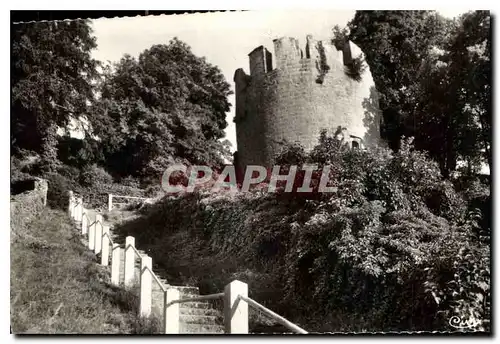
[
  {"x1": 102, "y1": 231, "x2": 114, "y2": 245},
  {"x1": 127, "y1": 243, "x2": 144, "y2": 259},
  {"x1": 238, "y1": 295, "x2": 308, "y2": 334},
  {"x1": 167, "y1": 292, "x2": 224, "y2": 307},
  {"x1": 82, "y1": 213, "x2": 91, "y2": 222},
  {"x1": 73, "y1": 191, "x2": 309, "y2": 334},
  {"x1": 142, "y1": 266, "x2": 167, "y2": 292}
]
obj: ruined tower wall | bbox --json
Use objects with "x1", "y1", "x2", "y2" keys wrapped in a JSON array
[{"x1": 234, "y1": 36, "x2": 381, "y2": 170}]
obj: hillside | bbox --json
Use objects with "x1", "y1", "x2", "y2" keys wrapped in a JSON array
[
  {"x1": 10, "y1": 191, "x2": 160, "y2": 334},
  {"x1": 110, "y1": 140, "x2": 491, "y2": 333}
]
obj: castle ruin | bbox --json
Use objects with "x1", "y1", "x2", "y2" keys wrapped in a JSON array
[{"x1": 233, "y1": 35, "x2": 382, "y2": 171}]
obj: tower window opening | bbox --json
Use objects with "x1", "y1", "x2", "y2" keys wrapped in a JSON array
[{"x1": 352, "y1": 141, "x2": 359, "y2": 149}]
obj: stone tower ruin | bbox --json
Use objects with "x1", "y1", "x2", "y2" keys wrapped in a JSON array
[{"x1": 233, "y1": 35, "x2": 381, "y2": 171}]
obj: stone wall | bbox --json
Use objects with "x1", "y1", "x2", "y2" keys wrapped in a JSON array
[{"x1": 234, "y1": 35, "x2": 382, "y2": 171}]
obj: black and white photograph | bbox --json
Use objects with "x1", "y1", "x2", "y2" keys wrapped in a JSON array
[{"x1": 10, "y1": 8, "x2": 491, "y2": 335}]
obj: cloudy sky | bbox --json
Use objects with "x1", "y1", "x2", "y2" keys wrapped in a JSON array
[{"x1": 90, "y1": 10, "x2": 466, "y2": 152}]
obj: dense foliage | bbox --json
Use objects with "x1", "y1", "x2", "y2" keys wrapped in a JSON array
[
  {"x1": 90, "y1": 38, "x2": 233, "y2": 181},
  {"x1": 12, "y1": 20, "x2": 233, "y2": 189},
  {"x1": 12, "y1": 20, "x2": 99, "y2": 173},
  {"x1": 114, "y1": 134, "x2": 490, "y2": 332},
  {"x1": 345, "y1": 10, "x2": 491, "y2": 177}
]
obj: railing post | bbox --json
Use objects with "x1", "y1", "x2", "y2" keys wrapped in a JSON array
[
  {"x1": 140, "y1": 255, "x2": 152, "y2": 317},
  {"x1": 164, "y1": 289, "x2": 180, "y2": 334},
  {"x1": 124, "y1": 236, "x2": 136, "y2": 287},
  {"x1": 68, "y1": 191, "x2": 73, "y2": 216},
  {"x1": 75, "y1": 201, "x2": 80, "y2": 222},
  {"x1": 81, "y1": 210, "x2": 88, "y2": 235},
  {"x1": 108, "y1": 194, "x2": 113, "y2": 212},
  {"x1": 78, "y1": 199, "x2": 84, "y2": 222},
  {"x1": 111, "y1": 244, "x2": 121, "y2": 285},
  {"x1": 101, "y1": 225, "x2": 110, "y2": 266},
  {"x1": 94, "y1": 214, "x2": 103, "y2": 254},
  {"x1": 88, "y1": 216, "x2": 95, "y2": 251},
  {"x1": 76, "y1": 198, "x2": 83, "y2": 223},
  {"x1": 72, "y1": 198, "x2": 79, "y2": 221},
  {"x1": 224, "y1": 280, "x2": 248, "y2": 334}
]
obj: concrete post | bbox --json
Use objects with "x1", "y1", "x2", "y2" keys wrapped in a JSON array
[
  {"x1": 124, "y1": 236, "x2": 136, "y2": 287},
  {"x1": 94, "y1": 214, "x2": 103, "y2": 254},
  {"x1": 101, "y1": 225, "x2": 110, "y2": 266},
  {"x1": 78, "y1": 199, "x2": 83, "y2": 222},
  {"x1": 108, "y1": 194, "x2": 113, "y2": 212},
  {"x1": 72, "y1": 198, "x2": 79, "y2": 220},
  {"x1": 140, "y1": 255, "x2": 152, "y2": 317},
  {"x1": 81, "y1": 210, "x2": 88, "y2": 235},
  {"x1": 68, "y1": 191, "x2": 73, "y2": 216},
  {"x1": 75, "y1": 203, "x2": 80, "y2": 222},
  {"x1": 88, "y1": 217, "x2": 95, "y2": 251},
  {"x1": 224, "y1": 280, "x2": 249, "y2": 334},
  {"x1": 111, "y1": 244, "x2": 121, "y2": 285},
  {"x1": 164, "y1": 289, "x2": 180, "y2": 334},
  {"x1": 74, "y1": 203, "x2": 79, "y2": 221},
  {"x1": 76, "y1": 201, "x2": 82, "y2": 223}
]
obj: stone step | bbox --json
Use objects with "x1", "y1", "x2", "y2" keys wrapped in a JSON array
[
  {"x1": 180, "y1": 307, "x2": 219, "y2": 316},
  {"x1": 180, "y1": 323, "x2": 224, "y2": 334},
  {"x1": 169, "y1": 286, "x2": 200, "y2": 294},
  {"x1": 179, "y1": 302, "x2": 211, "y2": 309},
  {"x1": 180, "y1": 314, "x2": 219, "y2": 325}
]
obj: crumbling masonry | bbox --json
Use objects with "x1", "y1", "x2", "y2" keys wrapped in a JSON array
[{"x1": 233, "y1": 35, "x2": 382, "y2": 171}]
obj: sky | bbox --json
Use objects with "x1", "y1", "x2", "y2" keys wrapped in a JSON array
[{"x1": 90, "y1": 9, "x2": 467, "y2": 152}]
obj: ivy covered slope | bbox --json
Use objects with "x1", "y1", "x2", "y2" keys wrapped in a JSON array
[{"x1": 115, "y1": 134, "x2": 490, "y2": 332}]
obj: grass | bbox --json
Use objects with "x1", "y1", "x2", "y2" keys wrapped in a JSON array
[{"x1": 10, "y1": 206, "x2": 162, "y2": 334}]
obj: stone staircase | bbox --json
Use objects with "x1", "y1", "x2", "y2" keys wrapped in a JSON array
[
  {"x1": 115, "y1": 242, "x2": 224, "y2": 334},
  {"x1": 77, "y1": 201, "x2": 306, "y2": 335}
]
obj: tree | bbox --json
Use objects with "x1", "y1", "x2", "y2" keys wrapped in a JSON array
[
  {"x1": 446, "y1": 11, "x2": 491, "y2": 174},
  {"x1": 346, "y1": 11, "x2": 491, "y2": 177},
  {"x1": 347, "y1": 11, "x2": 450, "y2": 150},
  {"x1": 90, "y1": 38, "x2": 233, "y2": 181},
  {"x1": 12, "y1": 20, "x2": 99, "y2": 172}
]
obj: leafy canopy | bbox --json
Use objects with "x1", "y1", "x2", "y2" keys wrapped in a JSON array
[
  {"x1": 91, "y1": 38, "x2": 233, "y2": 181},
  {"x1": 12, "y1": 20, "x2": 99, "y2": 171},
  {"x1": 345, "y1": 11, "x2": 491, "y2": 177}
]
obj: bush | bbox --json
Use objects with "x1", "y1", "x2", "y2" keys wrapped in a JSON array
[
  {"x1": 45, "y1": 173, "x2": 75, "y2": 210},
  {"x1": 57, "y1": 164, "x2": 81, "y2": 182},
  {"x1": 119, "y1": 175, "x2": 141, "y2": 189},
  {"x1": 11, "y1": 152, "x2": 42, "y2": 183},
  {"x1": 11, "y1": 156, "x2": 33, "y2": 184},
  {"x1": 79, "y1": 164, "x2": 114, "y2": 187}
]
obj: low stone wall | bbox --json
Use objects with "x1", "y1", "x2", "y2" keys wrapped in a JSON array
[{"x1": 11, "y1": 178, "x2": 48, "y2": 236}]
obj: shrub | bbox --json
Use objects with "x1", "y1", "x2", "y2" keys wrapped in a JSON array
[
  {"x1": 11, "y1": 156, "x2": 33, "y2": 184},
  {"x1": 79, "y1": 164, "x2": 114, "y2": 187},
  {"x1": 57, "y1": 164, "x2": 81, "y2": 182},
  {"x1": 344, "y1": 54, "x2": 367, "y2": 82},
  {"x1": 119, "y1": 175, "x2": 141, "y2": 189},
  {"x1": 45, "y1": 173, "x2": 75, "y2": 210}
]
